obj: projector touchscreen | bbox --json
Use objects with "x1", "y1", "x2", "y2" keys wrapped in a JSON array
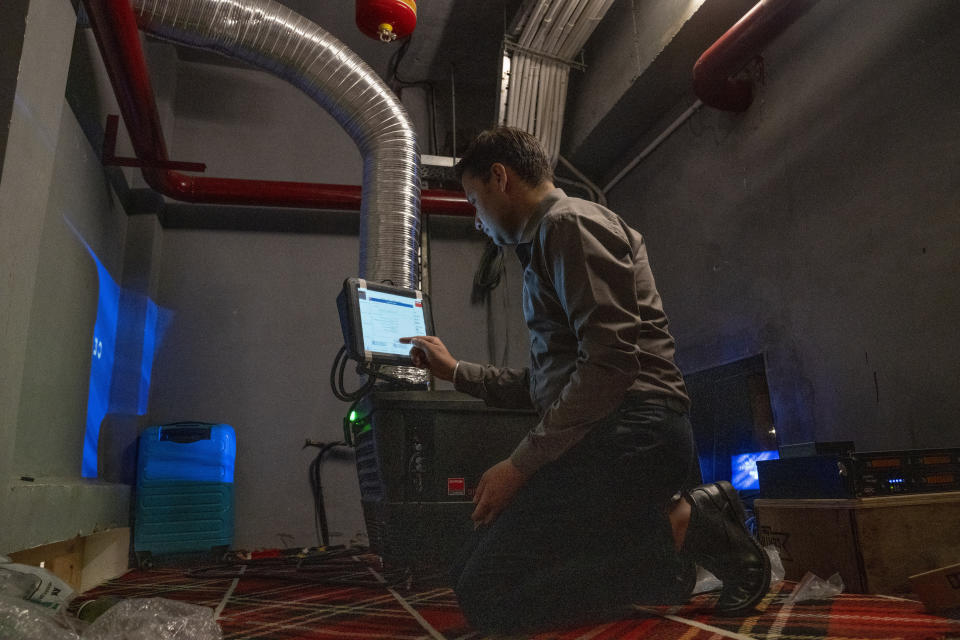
[
  {"x1": 358, "y1": 285, "x2": 426, "y2": 356},
  {"x1": 337, "y1": 278, "x2": 434, "y2": 366}
]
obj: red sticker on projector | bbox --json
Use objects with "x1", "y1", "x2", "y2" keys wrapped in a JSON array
[{"x1": 447, "y1": 477, "x2": 465, "y2": 496}]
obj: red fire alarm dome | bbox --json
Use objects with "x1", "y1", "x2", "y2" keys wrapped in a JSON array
[{"x1": 356, "y1": 0, "x2": 417, "y2": 42}]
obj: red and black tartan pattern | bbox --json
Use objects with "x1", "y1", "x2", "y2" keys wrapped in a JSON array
[{"x1": 75, "y1": 564, "x2": 960, "y2": 639}]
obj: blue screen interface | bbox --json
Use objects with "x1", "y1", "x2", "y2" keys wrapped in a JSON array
[
  {"x1": 358, "y1": 286, "x2": 427, "y2": 356},
  {"x1": 731, "y1": 450, "x2": 780, "y2": 491}
]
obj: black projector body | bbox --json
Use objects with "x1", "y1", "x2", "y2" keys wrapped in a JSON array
[{"x1": 351, "y1": 390, "x2": 538, "y2": 573}]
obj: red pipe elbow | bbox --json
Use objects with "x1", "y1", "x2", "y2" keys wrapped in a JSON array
[
  {"x1": 83, "y1": 0, "x2": 473, "y2": 216},
  {"x1": 693, "y1": 0, "x2": 819, "y2": 111}
]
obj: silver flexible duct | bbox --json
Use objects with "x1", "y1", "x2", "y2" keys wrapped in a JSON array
[{"x1": 132, "y1": 0, "x2": 421, "y2": 290}]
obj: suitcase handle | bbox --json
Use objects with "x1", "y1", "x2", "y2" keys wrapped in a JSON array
[{"x1": 159, "y1": 423, "x2": 213, "y2": 443}]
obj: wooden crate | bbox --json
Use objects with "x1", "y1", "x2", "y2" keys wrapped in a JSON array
[{"x1": 754, "y1": 492, "x2": 960, "y2": 594}]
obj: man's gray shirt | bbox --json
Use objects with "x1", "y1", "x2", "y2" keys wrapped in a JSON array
[{"x1": 455, "y1": 188, "x2": 689, "y2": 476}]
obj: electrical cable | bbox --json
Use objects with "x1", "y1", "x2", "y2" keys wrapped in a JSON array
[
  {"x1": 330, "y1": 345, "x2": 427, "y2": 406},
  {"x1": 471, "y1": 239, "x2": 504, "y2": 305},
  {"x1": 558, "y1": 155, "x2": 606, "y2": 206},
  {"x1": 387, "y1": 37, "x2": 423, "y2": 86},
  {"x1": 330, "y1": 345, "x2": 376, "y2": 402},
  {"x1": 387, "y1": 36, "x2": 439, "y2": 155},
  {"x1": 471, "y1": 239, "x2": 506, "y2": 364},
  {"x1": 306, "y1": 440, "x2": 348, "y2": 548}
]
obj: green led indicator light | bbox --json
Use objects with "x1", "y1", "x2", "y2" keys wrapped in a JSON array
[{"x1": 349, "y1": 410, "x2": 358, "y2": 422}]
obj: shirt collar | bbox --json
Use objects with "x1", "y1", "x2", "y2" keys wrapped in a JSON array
[{"x1": 517, "y1": 187, "x2": 566, "y2": 245}]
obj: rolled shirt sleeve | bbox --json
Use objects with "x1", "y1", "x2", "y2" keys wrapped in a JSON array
[{"x1": 454, "y1": 360, "x2": 534, "y2": 410}]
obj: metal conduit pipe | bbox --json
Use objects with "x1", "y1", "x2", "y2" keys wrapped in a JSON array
[
  {"x1": 693, "y1": 0, "x2": 820, "y2": 111},
  {"x1": 83, "y1": 0, "x2": 474, "y2": 288},
  {"x1": 501, "y1": 0, "x2": 613, "y2": 163}
]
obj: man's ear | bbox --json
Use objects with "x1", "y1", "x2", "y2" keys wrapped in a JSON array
[{"x1": 490, "y1": 162, "x2": 509, "y2": 193}]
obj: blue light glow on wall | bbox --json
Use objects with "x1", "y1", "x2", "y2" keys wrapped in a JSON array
[
  {"x1": 84, "y1": 254, "x2": 122, "y2": 478},
  {"x1": 66, "y1": 217, "x2": 171, "y2": 478}
]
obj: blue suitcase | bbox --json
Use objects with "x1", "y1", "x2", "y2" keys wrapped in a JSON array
[{"x1": 134, "y1": 422, "x2": 236, "y2": 565}]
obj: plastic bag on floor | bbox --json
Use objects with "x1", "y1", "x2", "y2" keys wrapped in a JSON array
[
  {"x1": 0, "y1": 563, "x2": 75, "y2": 610},
  {"x1": 767, "y1": 545, "x2": 785, "y2": 586},
  {"x1": 0, "y1": 594, "x2": 87, "y2": 640},
  {"x1": 692, "y1": 545, "x2": 784, "y2": 594},
  {"x1": 785, "y1": 571, "x2": 844, "y2": 604},
  {"x1": 0, "y1": 595, "x2": 221, "y2": 640},
  {"x1": 82, "y1": 598, "x2": 222, "y2": 640}
]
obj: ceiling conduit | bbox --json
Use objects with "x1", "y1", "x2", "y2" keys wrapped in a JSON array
[
  {"x1": 83, "y1": 0, "x2": 474, "y2": 290},
  {"x1": 693, "y1": 0, "x2": 820, "y2": 111},
  {"x1": 500, "y1": 0, "x2": 615, "y2": 164}
]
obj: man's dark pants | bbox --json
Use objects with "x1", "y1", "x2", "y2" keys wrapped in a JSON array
[{"x1": 450, "y1": 399, "x2": 700, "y2": 633}]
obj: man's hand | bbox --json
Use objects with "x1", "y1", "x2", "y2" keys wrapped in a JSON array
[
  {"x1": 398, "y1": 335, "x2": 458, "y2": 381},
  {"x1": 472, "y1": 458, "x2": 528, "y2": 527}
]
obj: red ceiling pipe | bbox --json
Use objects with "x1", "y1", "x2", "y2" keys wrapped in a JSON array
[
  {"x1": 693, "y1": 0, "x2": 819, "y2": 111},
  {"x1": 81, "y1": 0, "x2": 474, "y2": 216}
]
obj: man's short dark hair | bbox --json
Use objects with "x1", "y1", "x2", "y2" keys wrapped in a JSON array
[{"x1": 455, "y1": 127, "x2": 553, "y2": 186}]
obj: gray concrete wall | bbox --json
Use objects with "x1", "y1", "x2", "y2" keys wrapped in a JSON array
[
  {"x1": 15, "y1": 103, "x2": 128, "y2": 477},
  {"x1": 607, "y1": 0, "x2": 960, "y2": 450},
  {"x1": 0, "y1": 0, "x2": 132, "y2": 553},
  {"x1": 564, "y1": 0, "x2": 713, "y2": 153},
  {"x1": 170, "y1": 60, "x2": 363, "y2": 185}
]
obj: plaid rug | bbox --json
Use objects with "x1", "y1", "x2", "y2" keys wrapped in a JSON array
[{"x1": 74, "y1": 555, "x2": 960, "y2": 640}]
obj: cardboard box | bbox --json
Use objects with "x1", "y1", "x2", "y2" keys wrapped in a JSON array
[
  {"x1": 755, "y1": 492, "x2": 960, "y2": 594},
  {"x1": 9, "y1": 528, "x2": 130, "y2": 592},
  {"x1": 909, "y1": 563, "x2": 960, "y2": 612}
]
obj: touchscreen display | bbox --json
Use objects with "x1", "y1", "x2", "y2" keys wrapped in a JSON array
[{"x1": 357, "y1": 285, "x2": 427, "y2": 357}]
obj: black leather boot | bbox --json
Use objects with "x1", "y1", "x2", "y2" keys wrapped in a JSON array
[{"x1": 682, "y1": 481, "x2": 771, "y2": 615}]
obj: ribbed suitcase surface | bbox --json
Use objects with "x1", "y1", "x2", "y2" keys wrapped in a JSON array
[{"x1": 134, "y1": 423, "x2": 236, "y2": 557}]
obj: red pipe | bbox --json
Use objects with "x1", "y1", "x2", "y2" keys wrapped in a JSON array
[
  {"x1": 81, "y1": 0, "x2": 474, "y2": 216},
  {"x1": 693, "y1": 0, "x2": 819, "y2": 111}
]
